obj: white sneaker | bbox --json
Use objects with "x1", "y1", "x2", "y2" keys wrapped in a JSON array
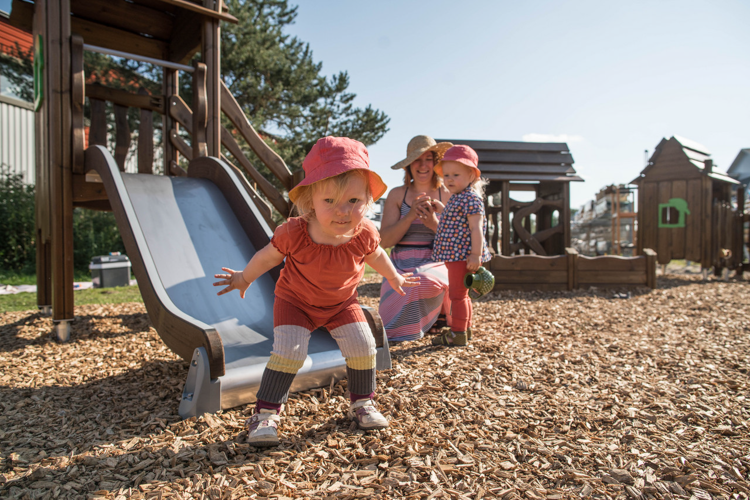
[
  {"x1": 348, "y1": 399, "x2": 389, "y2": 430},
  {"x1": 246, "y1": 409, "x2": 281, "y2": 447}
]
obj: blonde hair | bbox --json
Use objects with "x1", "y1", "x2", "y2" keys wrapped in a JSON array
[
  {"x1": 470, "y1": 175, "x2": 489, "y2": 198},
  {"x1": 403, "y1": 152, "x2": 443, "y2": 190},
  {"x1": 292, "y1": 169, "x2": 374, "y2": 217}
]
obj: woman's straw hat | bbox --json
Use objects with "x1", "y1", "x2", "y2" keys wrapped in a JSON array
[
  {"x1": 289, "y1": 136, "x2": 387, "y2": 203},
  {"x1": 390, "y1": 135, "x2": 453, "y2": 170}
]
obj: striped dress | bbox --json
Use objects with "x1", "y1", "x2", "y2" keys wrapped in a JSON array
[{"x1": 379, "y1": 191, "x2": 451, "y2": 342}]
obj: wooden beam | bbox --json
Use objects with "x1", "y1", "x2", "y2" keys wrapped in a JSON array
[
  {"x1": 191, "y1": 61, "x2": 207, "y2": 158},
  {"x1": 72, "y1": 173, "x2": 108, "y2": 202},
  {"x1": 163, "y1": 68, "x2": 179, "y2": 175},
  {"x1": 202, "y1": 17, "x2": 221, "y2": 157},
  {"x1": 169, "y1": 95, "x2": 192, "y2": 131},
  {"x1": 89, "y1": 98, "x2": 107, "y2": 146},
  {"x1": 70, "y1": 0, "x2": 174, "y2": 41},
  {"x1": 168, "y1": 10, "x2": 202, "y2": 64},
  {"x1": 71, "y1": 16, "x2": 168, "y2": 60},
  {"x1": 71, "y1": 33, "x2": 85, "y2": 174},
  {"x1": 501, "y1": 181, "x2": 510, "y2": 256},
  {"x1": 221, "y1": 127, "x2": 290, "y2": 217},
  {"x1": 9, "y1": 0, "x2": 34, "y2": 32},
  {"x1": 154, "y1": 0, "x2": 238, "y2": 23},
  {"x1": 170, "y1": 129, "x2": 193, "y2": 161},
  {"x1": 86, "y1": 83, "x2": 165, "y2": 113},
  {"x1": 114, "y1": 104, "x2": 130, "y2": 171},
  {"x1": 221, "y1": 81, "x2": 292, "y2": 189},
  {"x1": 220, "y1": 154, "x2": 276, "y2": 229},
  {"x1": 137, "y1": 88, "x2": 154, "y2": 174}
]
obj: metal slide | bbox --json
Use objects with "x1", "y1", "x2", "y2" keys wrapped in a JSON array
[{"x1": 85, "y1": 146, "x2": 390, "y2": 418}]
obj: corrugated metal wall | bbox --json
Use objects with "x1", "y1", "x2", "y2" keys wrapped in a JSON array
[{"x1": 0, "y1": 96, "x2": 35, "y2": 185}]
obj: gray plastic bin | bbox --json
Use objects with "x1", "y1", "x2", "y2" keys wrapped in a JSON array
[{"x1": 89, "y1": 254, "x2": 131, "y2": 288}]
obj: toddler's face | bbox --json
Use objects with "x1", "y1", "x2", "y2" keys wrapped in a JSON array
[
  {"x1": 311, "y1": 175, "x2": 370, "y2": 238},
  {"x1": 440, "y1": 161, "x2": 475, "y2": 194}
]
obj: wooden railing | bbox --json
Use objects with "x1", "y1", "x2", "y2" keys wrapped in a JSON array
[
  {"x1": 488, "y1": 248, "x2": 657, "y2": 291},
  {"x1": 486, "y1": 196, "x2": 565, "y2": 256}
]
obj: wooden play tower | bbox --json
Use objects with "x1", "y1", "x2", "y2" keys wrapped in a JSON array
[{"x1": 10, "y1": 0, "x2": 295, "y2": 338}]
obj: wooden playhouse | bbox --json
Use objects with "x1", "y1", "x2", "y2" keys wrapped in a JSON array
[{"x1": 632, "y1": 136, "x2": 744, "y2": 273}]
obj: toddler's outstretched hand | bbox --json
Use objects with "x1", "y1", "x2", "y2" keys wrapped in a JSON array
[
  {"x1": 213, "y1": 267, "x2": 251, "y2": 298},
  {"x1": 388, "y1": 272, "x2": 420, "y2": 296}
]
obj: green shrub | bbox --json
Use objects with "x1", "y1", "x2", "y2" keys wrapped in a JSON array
[
  {"x1": 0, "y1": 168, "x2": 125, "y2": 276},
  {"x1": 0, "y1": 167, "x2": 35, "y2": 272}
]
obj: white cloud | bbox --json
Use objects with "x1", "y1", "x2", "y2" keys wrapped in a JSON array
[{"x1": 522, "y1": 133, "x2": 584, "y2": 143}]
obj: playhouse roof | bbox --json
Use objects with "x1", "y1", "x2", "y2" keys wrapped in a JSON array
[
  {"x1": 435, "y1": 139, "x2": 582, "y2": 183},
  {"x1": 631, "y1": 136, "x2": 739, "y2": 185},
  {"x1": 727, "y1": 149, "x2": 750, "y2": 186}
]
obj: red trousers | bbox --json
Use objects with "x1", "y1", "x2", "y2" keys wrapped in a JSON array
[{"x1": 445, "y1": 261, "x2": 471, "y2": 332}]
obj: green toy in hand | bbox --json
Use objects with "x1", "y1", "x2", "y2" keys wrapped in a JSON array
[{"x1": 463, "y1": 266, "x2": 495, "y2": 299}]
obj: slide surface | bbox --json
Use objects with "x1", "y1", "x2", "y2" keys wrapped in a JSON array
[{"x1": 86, "y1": 147, "x2": 383, "y2": 416}]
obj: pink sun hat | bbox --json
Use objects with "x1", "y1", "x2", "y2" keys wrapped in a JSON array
[
  {"x1": 288, "y1": 136, "x2": 387, "y2": 204},
  {"x1": 435, "y1": 144, "x2": 481, "y2": 179}
]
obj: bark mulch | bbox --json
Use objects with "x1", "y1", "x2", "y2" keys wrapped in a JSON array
[{"x1": 1, "y1": 274, "x2": 748, "y2": 499}]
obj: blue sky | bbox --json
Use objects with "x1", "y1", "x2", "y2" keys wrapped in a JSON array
[
  {"x1": 3, "y1": 0, "x2": 748, "y2": 208},
  {"x1": 285, "y1": 0, "x2": 750, "y2": 208}
]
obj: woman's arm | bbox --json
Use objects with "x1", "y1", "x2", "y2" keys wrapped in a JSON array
[
  {"x1": 466, "y1": 213, "x2": 484, "y2": 272},
  {"x1": 365, "y1": 247, "x2": 419, "y2": 296},
  {"x1": 214, "y1": 243, "x2": 285, "y2": 298},
  {"x1": 379, "y1": 187, "x2": 417, "y2": 248}
]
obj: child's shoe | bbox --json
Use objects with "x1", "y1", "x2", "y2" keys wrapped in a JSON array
[
  {"x1": 431, "y1": 330, "x2": 468, "y2": 346},
  {"x1": 246, "y1": 409, "x2": 281, "y2": 447},
  {"x1": 349, "y1": 399, "x2": 389, "y2": 430}
]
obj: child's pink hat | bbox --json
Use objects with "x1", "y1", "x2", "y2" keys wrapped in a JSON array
[
  {"x1": 289, "y1": 136, "x2": 387, "y2": 203},
  {"x1": 435, "y1": 144, "x2": 481, "y2": 179}
]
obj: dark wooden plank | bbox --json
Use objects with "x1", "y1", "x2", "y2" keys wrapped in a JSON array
[
  {"x1": 170, "y1": 160, "x2": 187, "y2": 176},
  {"x1": 489, "y1": 254, "x2": 567, "y2": 272},
  {"x1": 9, "y1": 0, "x2": 34, "y2": 32},
  {"x1": 191, "y1": 61, "x2": 207, "y2": 158},
  {"x1": 70, "y1": 0, "x2": 174, "y2": 41},
  {"x1": 670, "y1": 179, "x2": 687, "y2": 259},
  {"x1": 437, "y1": 139, "x2": 569, "y2": 153},
  {"x1": 641, "y1": 182, "x2": 658, "y2": 257},
  {"x1": 89, "y1": 98, "x2": 107, "y2": 146},
  {"x1": 701, "y1": 176, "x2": 712, "y2": 268},
  {"x1": 492, "y1": 271, "x2": 569, "y2": 284},
  {"x1": 220, "y1": 80, "x2": 293, "y2": 189},
  {"x1": 72, "y1": 173, "x2": 108, "y2": 202},
  {"x1": 71, "y1": 33, "x2": 85, "y2": 174},
  {"x1": 114, "y1": 104, "x2": 130, "y2": 171},
  {"x1": 137, "y1": 88, "x2": 154, "y2": 174},
  {"x1": 483, "y1": 173, "x2": 583, "y2": 182},
  {"x1": 478, "y1": 163, "x2": 575, "y2": 174},
  {"x1": 168, "y1": 10, "x2": 202, "y2": 64},
  {"x1": 578, "y1": 255, "x2": 646, "y2": 272},
  {"x1": 501, "y1": 182, "x2": 510, "y2": 256},
  {"x1": 71, "y1": 16, "x2": 167, "y2": 60},
  {"x1": 157, "y1": 0, "x2": 238, "y2": 23},
  {"x1": 566, "y1": 247, "x2": 578, "y2": 290},
  {"x1": 169, "y1": 95, "x2": 192, "y2": 131},
  {"x1": 221, "y1": 126, "x2": 290, "y2": 217},
  {"x1": 657, "y1": 181, "x2": 672, "y2": 264},
  {"x1": 202, "y1": 17, "x2": 221, "y2": 157},
  {"x1": 472, "y1": 151, "x2": 574, "y2": 165},
  {"x1": 562, "y1": 182, "x2": 571, "y2": 250},
  {"x1": 578, "y1": 272, "x2": 646, "y2": 285},
  {"x1": 643, "y1": 249, "x2": 657, "y2": 288},
  {"x1": 170, "y1": 129, "x2": 193, "y2": 161},
  {"x1": 493, "y1": 283, "x2": 568, "y2": 292},
  {"x1": 162, "y1": 68, "x2": 179, "y2": 175},
  {"x1": 86, "y1": 83, "x2": 165, "y2": 113}
]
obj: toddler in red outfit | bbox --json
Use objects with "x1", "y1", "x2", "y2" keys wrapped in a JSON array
[
  {"x1": 214, "y1": 136, "x2": 418, "y2": 447},
  {"x1": 431, "y1": 145, "x2": 491, "y2": 347}
]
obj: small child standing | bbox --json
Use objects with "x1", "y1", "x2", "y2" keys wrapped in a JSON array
[
  {"x1": 430, "y1": 145, "x2": 491, "y2": 347},
  {"x1": 214, "y1": 137, "x2": 418, "y2": 447}
]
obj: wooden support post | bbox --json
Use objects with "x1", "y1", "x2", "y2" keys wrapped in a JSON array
[
  {"x1": 34, "y1": 0, "x2": 52, "y2": 312},
  {"x1": 71, "y1": 33, "x2": 84, "y2": 174},
  {"x1": 562, "y1": 181, "x2": 571, "y2": 250},
  {"x1": 701, "y1": 175, "x2": 712, "y2": 269},
  {"x1": 643, "y1": 248, "x2": 657, "y2": 289},
  {"x1": 137, "y1": 88, "x2": 154, "y2": 174},
  {"x1": 163, "y1": 68, "x2": 179, "y2": 174},
  {"x1": 89, "y1": 98, "x2": 107, "y2": 146},
  {"x1": 114, "y1": 104, "x2": 130, "y2": 171},
  {"x1": 191, "y1": 61, "x2": 207, "y2": 159},
  {"x1": 202, "y1": 17, "x2": 221, "y2": 157},
  {"x1": 47, "y1": 0, "x2": 75, "y2": 330},
  {"x1": 566, "y1": 247, "x2": 578, "y2": 290},
  {"x1": 501, "y1": 181, "x2": 510, "y2": 256},
  {"x1": 738, "y1": 185, "x2": 746, "y2": 278}
]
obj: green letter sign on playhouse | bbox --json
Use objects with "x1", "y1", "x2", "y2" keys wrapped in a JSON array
[{"x1": 658, "y1": 198, "x2": 690, "y2": 228}]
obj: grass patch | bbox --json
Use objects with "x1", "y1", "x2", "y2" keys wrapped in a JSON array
[
  {"x1": 0, "y1": 269, "x2": 92, "y2": 286},
  {"x1": 0, "y1": 285, "x2": 142, "y2": 313}
]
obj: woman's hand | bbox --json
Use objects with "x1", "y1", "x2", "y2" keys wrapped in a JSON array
[
  {"x1": 466, "y1": 254, "x2": 481, "y2": 273},
  {"x1": 406, "y1": 192, "x2": 431, "y2": 222},
  {"x1": 213, "y1": 267, "x2": 251, "y2": 298},
  {"x1": 387, "y1": 272, "x2": 421, "y2": 296}
]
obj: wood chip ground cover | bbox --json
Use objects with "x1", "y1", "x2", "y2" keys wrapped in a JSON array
[{"x1": 1, "y1": 275, "x2": 748, "y2": 499}]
